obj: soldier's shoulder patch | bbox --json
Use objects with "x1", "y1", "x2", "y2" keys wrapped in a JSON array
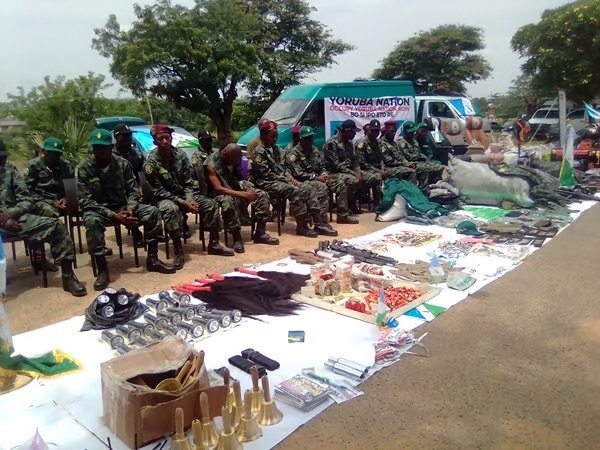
[
  {"x1": 288, "y1": 153, "x2": 296, "y2": 162},
  {"x1": 144, "y1": 164, "x2": 153, "y2": 174}
]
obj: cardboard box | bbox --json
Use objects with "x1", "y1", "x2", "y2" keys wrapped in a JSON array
[{"x1": 101, "y1": 337, "x2": 227, "y2": 449}]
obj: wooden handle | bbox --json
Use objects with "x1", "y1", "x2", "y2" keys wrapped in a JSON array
[
  {"x1": 233, "y1": 379, "x2": 242, "y2": 405},
  {"x1": 261, "y1": 375, "x2": 271, "y2": 402},
  {"x1": 200, "y1": 392, "x2": 210, "y2": 420},
  {"x1": 176, "y1": 361, "x2": 192, "y2": 382},
  {"x1": 250, "y1": 366, "x2": 260, "y2": 392},
  {"x1": 175, "y1": 407, "x2": 184, "y2": 435},
  {"x1": 223, "y1": 367, "x2": 231, "y2": 386},
  {"x1": 222, "y1": 405, "x2": 231, "y2": 434},
  {"x1": 243, "y1": 390, "x2": 253, "y2": 419},
  {"x1": 183, "y1": 354, "x2": 199, "y2": 387}
]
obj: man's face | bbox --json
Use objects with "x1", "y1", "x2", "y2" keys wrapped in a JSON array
[
  {"x1": 200, "y1": 138, "x2": 213, "y2": 151},
  {"x1": 385, "y1": 127, "x2": 397, "y2": 139},
  {"x1": 93, "y1": 144, "x2": 113, "y2": 167},
  {"x1": 300, "y1": 136, "x2": 314, "y2": 151},
  {"x1": 154, "y1": 132, "x2": 172, "y2": 151},
  {"x1": 115, "y1": 133, "x2": 133, "y2": 149},
  {"x1": 44, "y1": 151, "x2": 61, "y2": 168},
  {"x1": 222, "y1": 150, "x2": 241, "y2": 167},
  {"x1": 416, "y1": 128, "x2": 428, "y2": 139},
  {"x1": 341, "y1": 128, "x2": 356, "y2": 142},
  {"x1": 403, "y1": 130, "x2": 415, "y2": 141},
  {"x1": 368, "y1": 128, "x2": 380, "y2": 140},
  {"x1": 262, "y1": 129, "x2": 278, "y2": 148}
]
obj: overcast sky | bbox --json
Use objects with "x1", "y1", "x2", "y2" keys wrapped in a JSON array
[{"x1": 0, "y1": 0, "x2": 571, "y2": 101}]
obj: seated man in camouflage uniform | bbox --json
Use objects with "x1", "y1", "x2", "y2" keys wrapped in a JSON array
[
  {"x1": 77, "y1": 129, "x2": 175, "y2": 291},
  {"x1": 251, "y1": 120, "x2": 325, "y2": 237},
  {"x1": 25, "y1": 137, "x2": 73, "y2": 219},
  {"x1": 144, "y1": 125, "x2": 233, "y2": 268},
  {"x1": 414, "y1": 119, "x2": 452, "y2": 166},
  {"x1": 283, "y1": 126, "x2": 338, "y2": 236},
  {"x1": 397, "y1": 121, "x2": 444, "y2": 186},
  {"x1": 188, "y1": 130, "x2": 219, "y2": 236},
  {"x1": 205, "y1": 143, "x2": 279, "y2": 253},
  {"x1": 322, "y1": 119, "x2": 362, "y2": 221},
  {"x1": 0, "y1": 140, "x2": 86, "y2": 296},
  {"x1": 378, "y1": 120, "x2": 418, "y2": 183}
]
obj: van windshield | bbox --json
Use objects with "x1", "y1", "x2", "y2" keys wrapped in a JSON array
[
  {"x1": 532, "y1": 109, "x2": 559, "y2": 119},
  {"x1": 262, "y1": 99, "x2": 310, "y2": 125}
]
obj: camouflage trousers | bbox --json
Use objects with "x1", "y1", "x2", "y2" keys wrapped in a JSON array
[
  {"x1": 257, "y1": 180, "x2": 322, "y2": 219},
  {"x1": 16, "y1": 213, "x2": 75, "y2": 262},
  {"x1": 214, "y1": 185, "x2": 272, "y2": 232},
  {"x1": 157, "y1": 195, "x2": 221, "y2": 239},
  {"x1": 386, "y1": 166, "x2": 417, "y2": 183},
  {"x1": 414, "y1": 161, "x2": 444, "y2": 187},
  {"x1": 83, "y1": 203, "x2": 163, "y2": 255},
  {"x1": 327, "y1": 173, "x2": 359, "y2": 217},
  {"x1": 35, "y1": 200, "x2": 61, "y2": 219}
]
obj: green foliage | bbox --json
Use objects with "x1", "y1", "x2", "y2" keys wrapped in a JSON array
[
  {"x1": 512, "y1": 0, "x2": 600, "y2": 101},
  {"x1": 92, "y1": 0, "x2": 351, "y2": 142},
  {"x1": 148, "y1": 98, "x2": 211, "y2": 133},
  {"x1": 231, "y1": 98, "x2": 268, "y2": 132},
  {"x1": 373, "y1": 24, "x2": 491, "y2": 94}
]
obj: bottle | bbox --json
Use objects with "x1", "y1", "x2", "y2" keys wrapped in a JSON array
[
  {"x1": 429, "y1": 254, "x2": 444, "y2": 284},
  {"x1": 374, "y1": 287, "x2": 389, "y2": 327}
]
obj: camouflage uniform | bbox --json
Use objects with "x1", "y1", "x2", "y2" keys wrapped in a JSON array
[
  {"x1": 379, "y1": 137, "x2": 418, "y2": 182},
  {"x1": 251, "y1": 141, "x2": 321, "y2": 219},
  {"x1": 322, "y1": 135, "x2": 360, "y2": 217},
  {"x1": 0, "y1": 162, "x2": 75, "y2": 262},
  {"x1": 143, "y1": 146, "x2": 221, "y2": 238},
  {"x1": 397, "y1": 137, "x2": 444, "y2": 185},
  {"x1": 284, "y1": 144, "x2": 330, "y2": 219},
  {"x1": 25, "y1": 156, "x2": 74, "y2": 218},
  {"x1": 76, "y1": 154, "x2": 164, "y2": 255},
  {"x1": 205, "y1": 151, "x2": 271, "y2": 231},
  {"x1": 246, "y1": 136, "x2": 261, "y2": 161},
  {"x1": 190, "y1": 147, "x2": 213, "y2": 196},
  {"x1": 115, "y1": 144, "x2": 145, "y2": 180}
]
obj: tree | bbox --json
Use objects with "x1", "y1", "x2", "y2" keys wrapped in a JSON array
[
  {"x1": 372, "y1": 25, "x2": 491, "y2": 94},
  {"x1": 245, "y1": 0, "x2": 353, "y2": 103},
  {"x1": 512, "y1": 0, "x2": 600, "y2": 102},
  {"x1": 92, "y1": 0, "x2": 352, "y2": 142}
]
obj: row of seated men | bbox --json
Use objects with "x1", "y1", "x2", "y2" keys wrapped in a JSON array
[{"x1": 244, "y1": 118, "x2": 447, "y2": 234}]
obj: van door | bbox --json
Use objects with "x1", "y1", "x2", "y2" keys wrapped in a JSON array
[{"x1": 420, "y1": 99, "x2": 467, "y2": 151}]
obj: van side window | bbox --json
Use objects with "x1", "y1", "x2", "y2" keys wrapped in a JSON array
[
  {"x1": 301, "y1": 99, "x2": 325, "y2": 128},
  {"x1": 428, "y1": 101, "x2": 454, "y2": 118}
]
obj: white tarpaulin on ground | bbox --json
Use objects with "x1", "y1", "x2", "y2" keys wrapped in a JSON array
[{"x1": 324, "y1": 96, "x2": 415, "y2": 140}]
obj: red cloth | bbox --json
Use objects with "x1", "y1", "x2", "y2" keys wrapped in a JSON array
[{"x1": 150, "y1": 124, "x2": 174, "y2": 136}]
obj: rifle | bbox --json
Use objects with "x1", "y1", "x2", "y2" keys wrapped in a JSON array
[{"x1": 317, "y1": 240, "x2": 397, "y2": 266}]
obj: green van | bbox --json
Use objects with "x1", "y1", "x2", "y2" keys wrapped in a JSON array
[{"x1": 237, "y1": 80, "x2": 417, "y2": 151}]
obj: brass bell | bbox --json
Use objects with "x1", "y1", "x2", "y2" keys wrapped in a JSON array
[
  {"x1": 216, "y1": 405, "x2": 243, "y2": 450},
  {"x1": 249, "y1": 366, "x2": 263, "y2": 413},
  {"x1": 236, "y1": 390, "x2": 262, "y2": 443},
  {"x1": 170, "y1": 407, "x2": 194, "y2": 450},
  {"x1": 257, "y1": 374, "x2": 283, "y2": 426},
  {"x1": 192, "y1": 419, "x2": 209, "y2": 450},
  {"x1": 198, "y1": 391, "x2": 219, "y2": 448},
  {"x1": 231, "y1": 379, "x2": 243, "y2": 428}
]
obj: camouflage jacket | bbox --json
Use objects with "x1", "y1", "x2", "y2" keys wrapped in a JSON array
[
  {"x1": 115, "y1": 145, "x2": 145, "y2": 178},
  {"x1": 323, "y1": 135, "x2": 359, "y2": 175},
  {"x1": 25, "y1": 156, "x2": 74, "y2": 202},
  {"x1": 190, "y1": 148, "x2": 215, "y2": 195},
  {"x1": 246, "y1": 136, "x2": 261, "y2": 161},
  {"x1": 76, "y1": 154, "x2": 140, "y2": 219},
  {"x1": 395, "y1": 138, "x2": 424, "y2": 162},
  {"x1": 205, "y1": 151, "x2": 244, "y2": 194},
  {"x1": 144, "y1": 146, "x2": 197, "y2": 207},
  {"x1": 0, "y1": 162, "x2": 35, "y2": 219},
  {"x1": 284, "y1": 144, "x2": 326, "y2": 182},
  {"x1": 251, "y1": 141, "x2": 291, "y2": 184},
  {"x1": 355, "y1": 137, "x2": 384, "y2": 172}
]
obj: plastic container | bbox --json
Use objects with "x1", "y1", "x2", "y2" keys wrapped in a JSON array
[{"x1": 334, "y1": 262, "x2": 352, "y2": 292}]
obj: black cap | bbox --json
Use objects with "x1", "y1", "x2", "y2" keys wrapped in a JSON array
[
  {"x1": 340, "y1": 119, "x2": 360, "y2": 132},
  {"x1": 368, "y1": 119, "x2": 381, "y2": 130},
  {"x1": 0, "y1": 140, "x2": 7, "y2": 156},
  {"x1": 198, "y1": 130, "x2": 212, "y2": 141},
  {"x1": 113, "y1": 123, "x2": 133, "y2": 136}
]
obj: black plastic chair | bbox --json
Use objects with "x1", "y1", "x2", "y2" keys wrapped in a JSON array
[{"x1": 1, "y1": 231, "x2": 49, "y2": 288}]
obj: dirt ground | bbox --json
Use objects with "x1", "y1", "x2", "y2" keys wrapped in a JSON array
[{"x1": 5, "y1": 205, "x2": 600, "y2": 449}]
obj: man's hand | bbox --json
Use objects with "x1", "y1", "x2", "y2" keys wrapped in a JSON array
[
  {"x1": 242, "y1": 191, "x2": 259, "y2": 202},
  {"x1": 315, "y1": 174, "x2": 329, "y2": 183},
  {"x1": 54, "y1": 198, "x2": 67, "y2": 211},
  {"x1": 0, "y1": 213, "x2": 21, "y2": 233},
  {"x1": 185, "y1": 201, "x2": 199, "y2": 214},
  {"x1": 114, "y1": 211, "x2": 139, "y2": 228}
]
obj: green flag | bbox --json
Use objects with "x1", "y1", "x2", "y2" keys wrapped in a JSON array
[{"x1": 559, "y1": 125, "x2": 577, "y2": 187}]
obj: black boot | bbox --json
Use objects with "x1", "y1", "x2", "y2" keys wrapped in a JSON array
[
  {"x1": 253, "y1": 221, "x2": 279, "y2": 245},
  {"x1": 32, "y1": 247, "x2": 58, "y2": 272},
  {"x1": 295, "y1": 215, "x2": 318, "y2": 238},
  {"x1": 61, "y1": 259, "x2": 87, "y2": 297},
  {"x1": 337, "y1": 214, "x2": 359, "y2": 224},
  {"x1": 93, "y1": 255, "x2": 110, "y2": 291},
  {"x1": 173, "y1": 237, "x2": 185, "y2": 270},
  {"x1": 207, "y1": 230, "x2": 235, "y2": 256},
  {"x1": 313, "y1": 214, "x2": 338, "y2": 236},
  {"x1": 132, "y1": 228, "x2": 145, "y2": 248},
  {"x1": 146, "y1": 240, "x2": 176, "y2": 274},
  {"x1": 232, "y1": 228, "x2": 245, "y2": 254}
]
